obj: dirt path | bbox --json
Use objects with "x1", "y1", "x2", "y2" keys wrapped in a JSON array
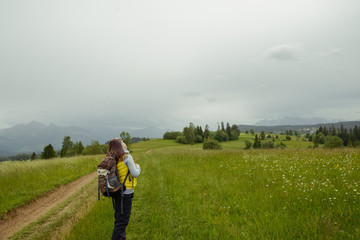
[{"x1": 0, "y1": 171, "x2": 97, "y2": 240}]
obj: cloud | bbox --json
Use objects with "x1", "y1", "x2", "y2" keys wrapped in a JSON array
[
  {"x1": 215, "y1": 74, "x2": 228, "y2": 81},
  {"x1": 183, "y1": 91, "x2": 201, "y2": 98},
  {"x1": 206, "y1": 97, "x2": 216, "y2": 103},
  {"x1": 318, "y1": 48, "x2": 344, "y2": 57},
  {"x1": 263, "y1": 44, "x2": 303, "y2": 61}
]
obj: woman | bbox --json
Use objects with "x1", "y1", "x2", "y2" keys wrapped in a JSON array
[{"x1": 108, "y1": 138, "x2": 141, "y2": 240}]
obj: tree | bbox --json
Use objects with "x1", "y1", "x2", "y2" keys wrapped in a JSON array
[
  {"x1": 226, "y1": 122, "x2": 232, "y2": 139},
  {"x1": 253, "y1": 134, "x2": 261, "y2": 149},
  {"x1": 82, "y1": 140, "x2": 105, "y2": 155},
  {"x1": 221, "y1": 121, "x2": 225, "y2": 132},
  {"x1": 214, "y1": 130, "x2": 228, "y2": 142},
  {"x1": 42, "y1": 144, "x2": 57, "y2": 159},
  {"x1": 230, "y1": 124, "x2": 240, "y2": 140},
  {"x1": 260, "y1": 130, "x2": 265, "y2": 140},
  {"x1": 61, "y1": 136, "x2": 74, "y2": 157},
  {"x1": 31, "y1": 152, "x2": 37, "y2": 160},
  {"x1": 183, "y1": 123, "x2": 195, "y2": 144},
  {"x1": 250, "y1": 129, "x2": 255, "y2": 136},
  {"x1": 70, "y1": 141, "x2": 84, "y2": 155},
  {"x1": 204, "y1": 125, "x2": 211, "y2": 139},
  {"x1": 313, "y1": 132, "x2": 325, "y2": 145},
  {"x1": 120, "y1": 131, "x2": 132, "y2": 147}
]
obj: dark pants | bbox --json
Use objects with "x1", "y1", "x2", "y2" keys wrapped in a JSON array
[{"x1": 111, "y1": 193, "x2": 134, "y2": 240}]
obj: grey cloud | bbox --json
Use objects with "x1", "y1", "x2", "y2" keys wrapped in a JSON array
[
  {"x1": 263, "y1": 44, "x2": 302, "y2": 61},
  {"x1": 318, "y1": 48, "x2": 344, "y2": 57},
  {"x1": 206, "y1": 98, "x2": 216, "y2": 103},
  {"x1": 183, "y1": 91, "x2": 201, "y2": 98},
  {"x1": 1, "y1": 0, "x2": 360, "y2": 131}
]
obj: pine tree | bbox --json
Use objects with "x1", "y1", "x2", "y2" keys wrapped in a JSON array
[
  {"x1": 204, "y1": 125, "x2": 211, "y2": 139},
  {"x1": 42, "y1": 144, "x2": 57, "y2": 159},
  {"x1": 61, "y1": 136, "x2": 74, "y2": 157}
]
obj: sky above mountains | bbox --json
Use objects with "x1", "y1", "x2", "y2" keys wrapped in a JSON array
[{"x1": 1, "y1": 0, "x2": 359, "y2": 131}]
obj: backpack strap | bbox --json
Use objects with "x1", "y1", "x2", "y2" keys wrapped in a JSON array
[{"x1": 120, "y1": 170, "x2": 131, "y2": 214}]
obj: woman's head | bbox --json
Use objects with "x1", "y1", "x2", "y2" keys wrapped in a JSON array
[{"x1": 108, "y1": 138, "x2": 125, "y2": 161}]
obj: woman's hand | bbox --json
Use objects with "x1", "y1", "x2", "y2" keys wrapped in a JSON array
[{"x1": 121, "y1": 141, "x2": 128, "y2": 150}]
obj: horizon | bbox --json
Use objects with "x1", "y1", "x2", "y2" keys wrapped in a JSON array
[{"x1": 2, "y1": 117, "x2": 360, "y2": 132}]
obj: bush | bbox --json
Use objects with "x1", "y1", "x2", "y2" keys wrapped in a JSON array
[
  {"x1": 202, "y1": 139, "x2": 222, "y2": 150},
  {"x1": 176, "y1": 135, "x2": 188, "y2": 144},
  {"x1": 261, "y1": 141, "x2": 274, "y2": 149},
  {"x1": 285, "y1": 135, "x2": 291, "y2": 141},
  {"x1": 163, "y1": 131, "x2": 182, "y2": 140},
  {"x1": 275, "y1": 142, "x2": 287, "y2": 149},
  {"x1": 244, "y1": 140, "x2": 252, "y2": 150},
  {"x1": 324, "y1": 136, "x2": 344, "y2": 148},
  {"x1": 195, "y1": 135, "x2": 204, "y2": 143}
]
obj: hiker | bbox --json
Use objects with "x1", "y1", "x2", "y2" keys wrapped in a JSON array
[{"x1": 108, "y1": 138, "x2": 141, "y2": 240}]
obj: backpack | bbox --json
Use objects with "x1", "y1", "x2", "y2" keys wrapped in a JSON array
[{"x1": 97, "y1": 156, "x2": 122, "y2": 199}]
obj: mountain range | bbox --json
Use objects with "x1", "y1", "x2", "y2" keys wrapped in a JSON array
[
  {"x1": 0, "y1": 121, "x2": 167, "y2": 157},
  {"x1": 254, "y1": 117, "x2": 336, "y2": 126},
  {"x1": 1, "y1": 118, "x2": 359, "y2": 157}
]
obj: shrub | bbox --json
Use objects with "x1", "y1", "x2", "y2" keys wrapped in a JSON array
[
  {"x1": 261, "y1": 141, "x2": 274, "y2": 149},
  {"x1": 176, "y1": 135, "x2": 188, "y2": 144},
  {"x1": 163, "y1": 131, "x2": 182, "y2": 140},
  {"x1": 195, "y1": 135, "x2": 204, "y2": 143},
  {"x1": 244, "y1": 140, "x2": 252, "y2": 150},
  {"x1": 324, "y1": 136, "x2": 344, "y2": 148},
  {"x1": 285, "y1": 135, "x2": 291, "y2": 141},
  {"x1": 202, "y1": 139, "x2": 222, "y2": 150},
  {"x1": 275, "y1": 142, "x2": 287, "y2": 149}
]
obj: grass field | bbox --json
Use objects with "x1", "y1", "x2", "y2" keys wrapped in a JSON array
[
  {"x1": 66, "y1": 140, "x2": 360, "y2": 239},
  {"x1": 0, "y1": 155, "x2": 102, "y2": 217}
]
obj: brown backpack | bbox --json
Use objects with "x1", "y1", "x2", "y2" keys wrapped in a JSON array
[{"x1": 97, "y1": 156, "x2": 122, "y2": 199}]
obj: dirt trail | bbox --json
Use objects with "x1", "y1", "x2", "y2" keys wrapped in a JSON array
[{"x1": 0, "y1": 171, "x2": 97, "y2": 240}]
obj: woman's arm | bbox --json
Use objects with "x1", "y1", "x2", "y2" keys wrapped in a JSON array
[{"x1": 124, "y1": 153, "x2": 141, "y2": 177}]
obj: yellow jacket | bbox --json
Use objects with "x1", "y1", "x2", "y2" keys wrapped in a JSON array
[{"x1": 117, "y1": 154, "x2": 138, "y2": 190}]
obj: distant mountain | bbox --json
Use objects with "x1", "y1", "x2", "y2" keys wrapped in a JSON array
[
  {"x1": 0, "y1": 121, "x2": 95, "y2": 157},
  {"x1": 0, "y1": 122, "x2": 167, "y2": 157},
  {"x1": 255, "y1": 117, "x2": 332, "y2": 126},
  {"x1": 130, "y1": 126, "x2": 167, "y2": 138},
  {"x1": 239, "y1": 121, "x2": 360, "y2": 134}
]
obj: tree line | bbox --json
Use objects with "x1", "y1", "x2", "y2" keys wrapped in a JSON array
[
  {"x1": 0, "y1": 131, "x2": 149, "y2": 161},
  {"x1": 311, "y1": 124, "x2": 360, "y2": 147},
  {"x1": 163, "y1": 122, "x2": 240, "y2": 149}
]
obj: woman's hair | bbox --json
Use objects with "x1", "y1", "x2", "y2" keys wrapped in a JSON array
[{"x1": 107, "y1": 138, "x2": 125, "y2": 161}]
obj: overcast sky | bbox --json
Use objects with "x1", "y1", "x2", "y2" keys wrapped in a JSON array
[{"x1": 1, "y1": 0, "x2": 359, "y2": 131}]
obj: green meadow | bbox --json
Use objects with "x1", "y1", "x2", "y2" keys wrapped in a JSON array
[
  {"x1": 2, "y1": 137, "x2": 360, "y2": 239},
  {"x1": 0, "y1": 155, "x2": 102, "y2": 217},
  {"x1": 67, "y1": 139, "x2": 360, "y2": 239}
]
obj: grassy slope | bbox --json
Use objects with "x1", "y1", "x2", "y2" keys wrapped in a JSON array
[
  {"x1": 67, "y1": 139, "x2": 360, "y2": 239},
  {"x1": 0, "y1": 155, "x2": 103, "y2": 217}
]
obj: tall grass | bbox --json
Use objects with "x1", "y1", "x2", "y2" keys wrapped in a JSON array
[
  {"x1": 0, "y1": 155, "x2": 102, "y2": 217},
  {"x1": 67, "y1": 146, "x2": 360, "y2": 239}
]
